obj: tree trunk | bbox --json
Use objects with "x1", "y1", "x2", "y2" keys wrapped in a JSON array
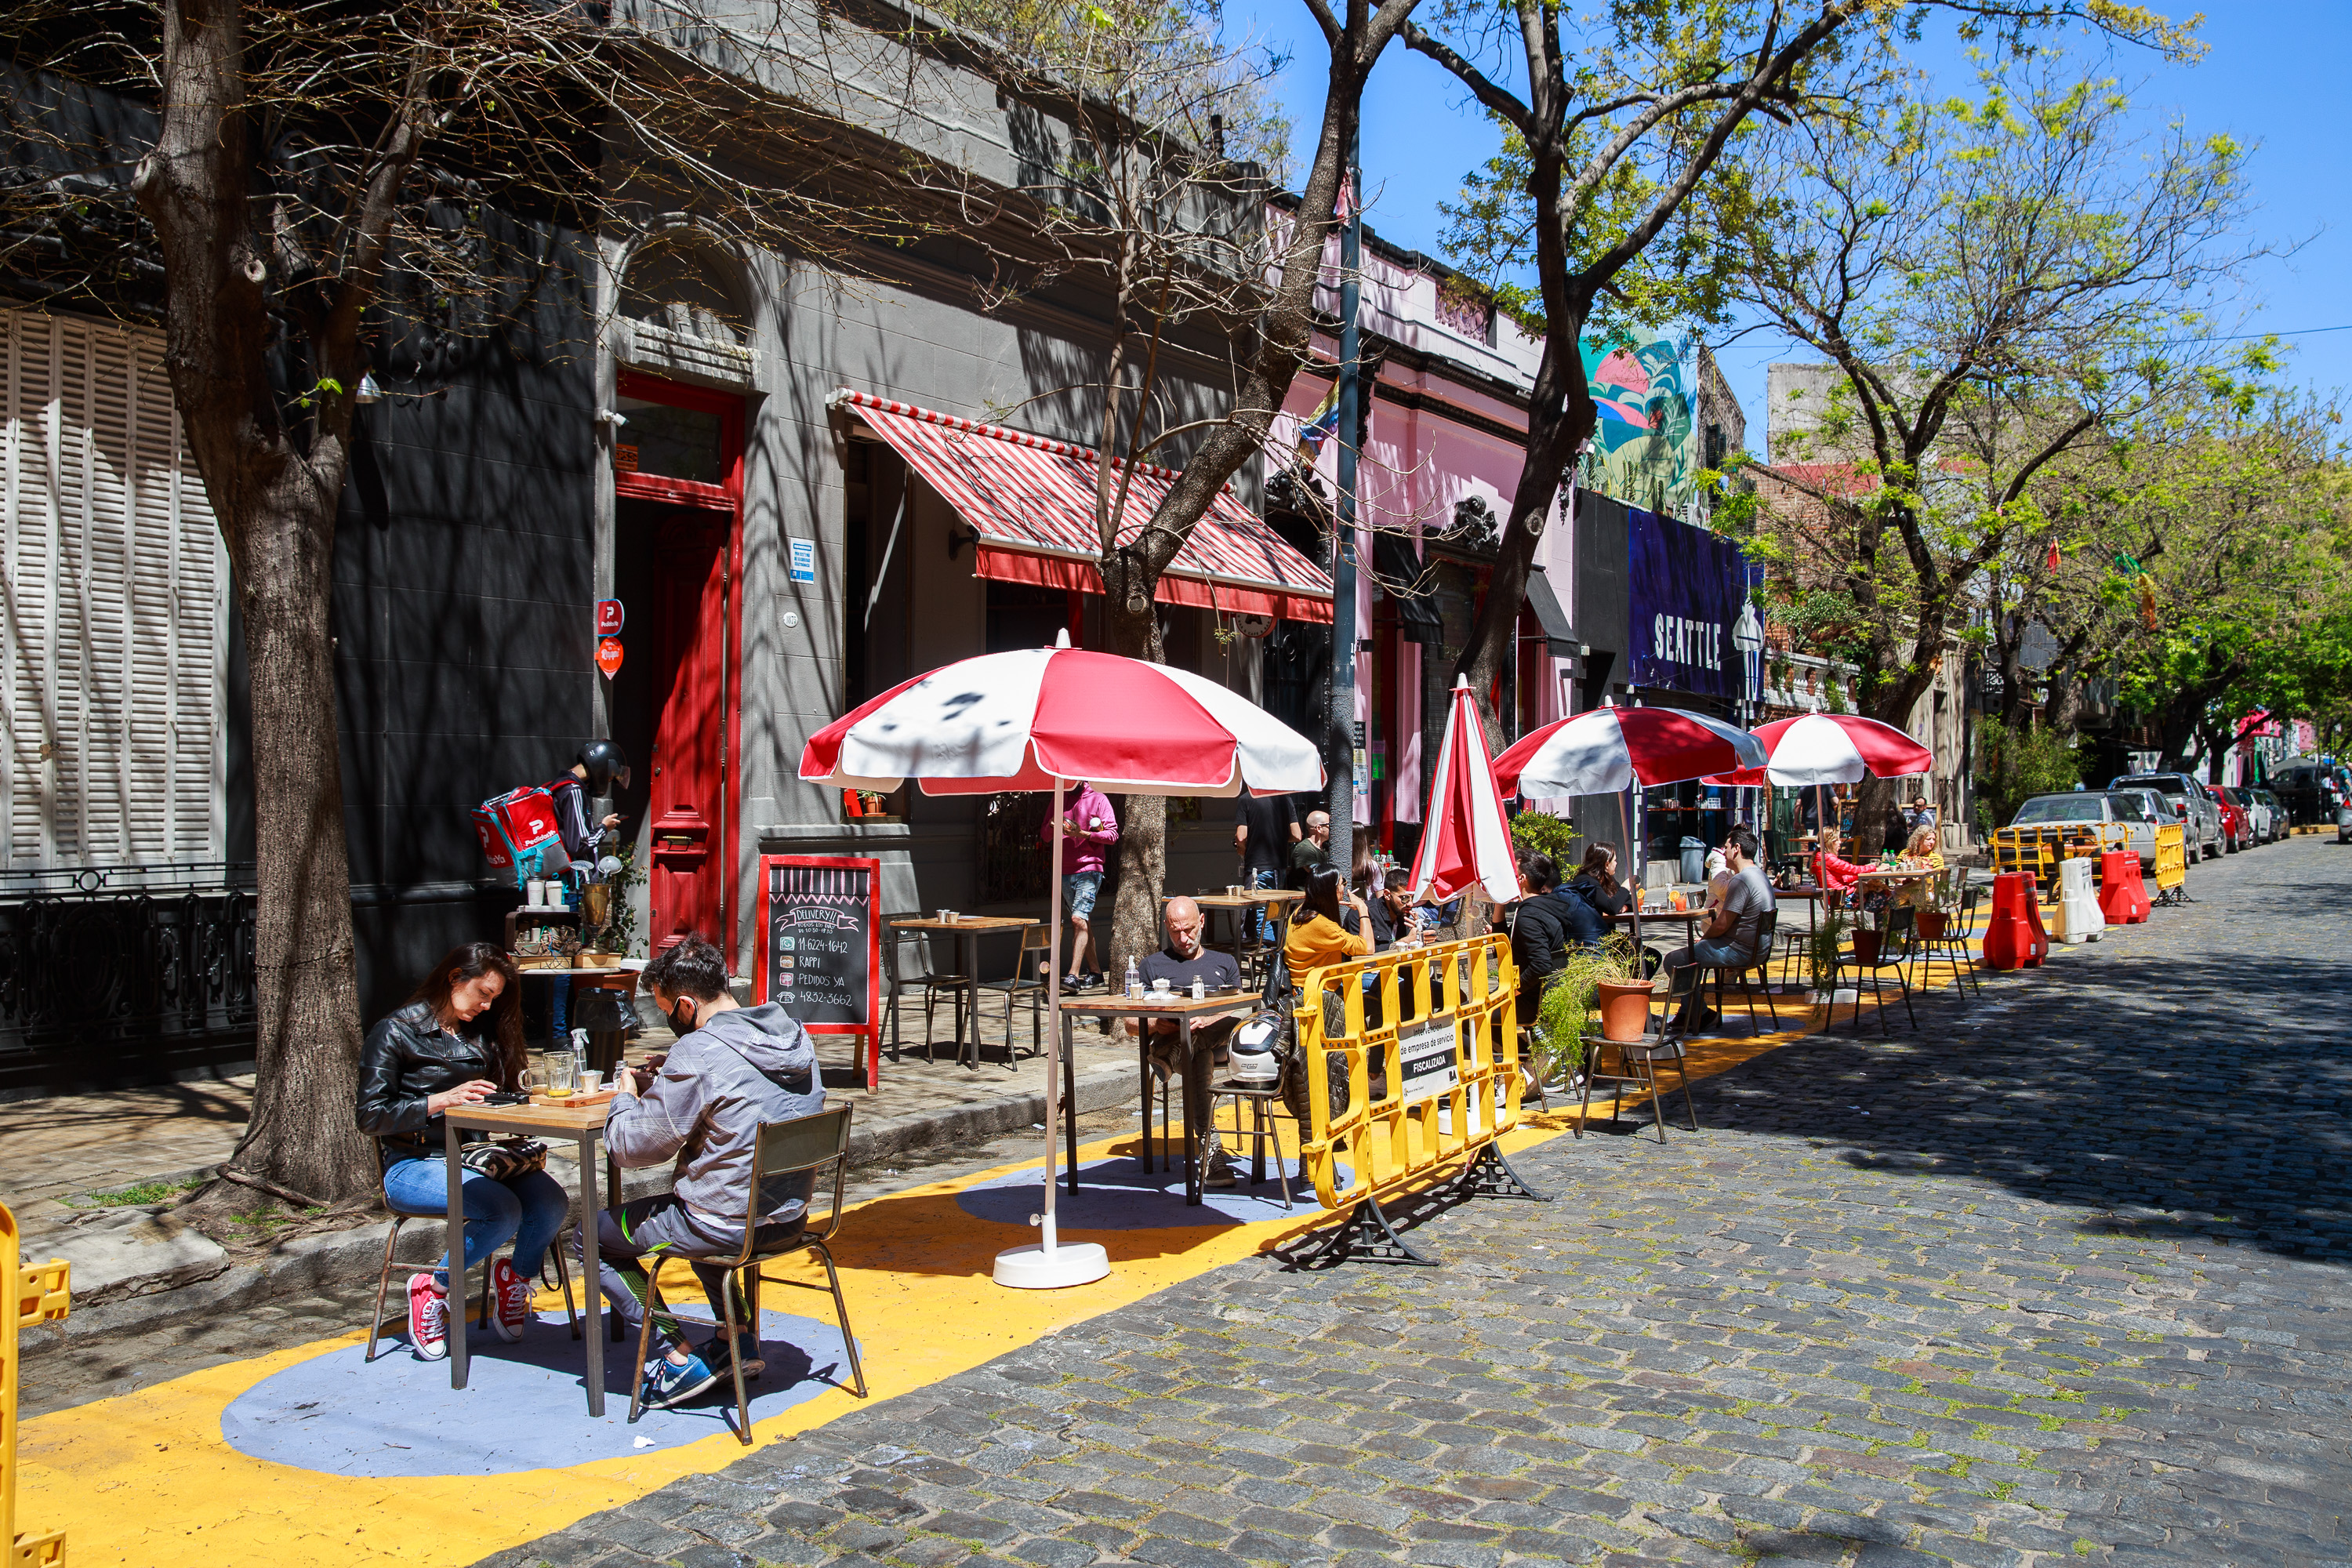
[
  {"x1": 222, "y1": 481, "x2": 373, "y2": 1207},
  {"x1": 1102, "y1": 553, "x2": 1170, "y2": 989},
  {"x1": 134, "y1": 0, "x2": 377, "y2": 1211}
]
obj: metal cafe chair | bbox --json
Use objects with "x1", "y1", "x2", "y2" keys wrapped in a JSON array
[
  {"x1": 1915, "y1": 880, "x2": 1984, "y2": 1000},
  {"x1": 882, "y1": 912, "x2": 968, "y2": 1063},
  {"x1": 1831, "y1": 905, "x2": 1920, "y2": 1036},
  {"x1": 976, "y1": 923, "x2": 1054, "y2": 1065},
  {"x1": 1697, "y1": 909, "x2": 1779, "y2": 1033},
  {"x1": 626, "y1": 1103, "x2": 869, "y2": 1443},
  {"x1": 1577, "y1": 967, "x2": 1700, "y2": 1144}
]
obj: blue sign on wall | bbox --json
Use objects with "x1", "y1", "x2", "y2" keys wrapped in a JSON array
[
  {"x1": 1626, "y1": 506, "x2": 1750, "y2": 700},
  {"x1": 789, "y1": 537, "x2": 817, "y2": 584}
]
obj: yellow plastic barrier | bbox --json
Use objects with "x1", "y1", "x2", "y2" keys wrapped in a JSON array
[
  {"x1": 3, "y1": 1203, "x2": 70, "y2": 1568},
  {"x1": 2153, "y1": 824, "x2": 2187, "y2": 904},
  {"x1": 1991, "y1": 823, "x2": 2122, "y2": 895},
  {"x1": 1290, "y1": 933, "x2": 1539, "y2": 1262}
]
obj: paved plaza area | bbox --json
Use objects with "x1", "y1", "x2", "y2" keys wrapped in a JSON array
[{"x1": 487, "y1": 837, "x2": 2352, "y2": 1568}]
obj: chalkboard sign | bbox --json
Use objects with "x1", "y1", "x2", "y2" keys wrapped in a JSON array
[{"x1": 754, "y1": 855, "x2": 881, "y2": 1090}]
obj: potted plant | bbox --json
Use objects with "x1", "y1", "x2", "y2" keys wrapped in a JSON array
[
  {"x1": 1531, "y1": 936, "x2": 1652, "y2": 1083},
  {"x1": 1849, "y1": 906, "x2": 1883, "y2": 967},
  {"x1": 1808, "y1": 909, "x2": 1852, "y2": 1017}
]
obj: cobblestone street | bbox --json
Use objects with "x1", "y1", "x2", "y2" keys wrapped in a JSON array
[{"x1": 489, "y1": 837, "x2": 2352, "y2": 1568}]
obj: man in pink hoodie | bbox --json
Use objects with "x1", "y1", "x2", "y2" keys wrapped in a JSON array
[{"x1": 1041, "y1": 782, "x2": 1119, "y2": 988}]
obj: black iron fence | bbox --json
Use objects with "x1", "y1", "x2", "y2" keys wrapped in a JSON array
[{"x1": 0, "y1": 865, "x2": 257, "y2": 1092}]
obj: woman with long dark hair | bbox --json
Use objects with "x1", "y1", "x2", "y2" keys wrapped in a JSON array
[
  {"x1": 356, "y1": 942, "x2": 569, "y2": 1360},
  {"x1": 1566, "y1": 841, "x2": 1635, "y2": 916},
  {"x1": 1283, "y1": 862, "x2": 1371, "y2": 975}
]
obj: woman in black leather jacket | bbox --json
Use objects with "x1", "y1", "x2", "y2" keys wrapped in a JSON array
[{"x1": 356, "y1": 942, "x2": 568, "y2": 1359}]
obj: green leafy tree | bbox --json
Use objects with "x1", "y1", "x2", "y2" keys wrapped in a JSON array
[{"x1": 1735, "y1": 55, "x2": 2249, "y2": 851}]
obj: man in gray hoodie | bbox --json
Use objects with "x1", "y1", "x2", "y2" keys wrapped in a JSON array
[{"x1": 590, "y1": 934, "x2": 825, "y2": 1410}]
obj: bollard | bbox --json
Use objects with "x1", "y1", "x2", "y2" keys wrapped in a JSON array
[
  {"x1": 2053, "y1": 858, "x2": 2104, "y2": 944},
  {"x1": 1981, "y1": 870, "x2": 2046, "y2": 969},
  {"x1": 2097, "y1": 850, "x2": 2150, "y2": 924},
  {"x1": 3, "y1": 1202, "x2": 71, "y2": 1568}
]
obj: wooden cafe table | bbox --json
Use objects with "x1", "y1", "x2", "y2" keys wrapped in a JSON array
[
  {"x1": 441, "y1": 1094, "x2": 621, "y2": 1414},
  {"x1": 887, "y1": 914, "x2": 1043, "y2": 1069}
]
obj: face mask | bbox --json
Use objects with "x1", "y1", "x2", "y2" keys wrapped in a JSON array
[{"x1": 667, "y1": 998, "x2": 696, "y2": 1036}]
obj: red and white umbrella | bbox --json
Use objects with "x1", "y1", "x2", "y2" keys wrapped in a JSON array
[
  {"x1": 1492, "y1": 706, "x2": 1766, "y2": 798},
  {"x1": 803, "y1": 638, "x2": 1319, "y2": 797},
  {"x1": 800, "y1": 632, "x2": 1322, "y2": 1290},
  {"x1": 1701, "y1": 713, "x2": 1932, "y2": 787},
  {"x1": 1410, "y1": 677, "x2": 1519, "y2": 907}
]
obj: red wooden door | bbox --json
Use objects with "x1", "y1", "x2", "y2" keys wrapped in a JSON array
[{"x1": 645, "y1": 522, "x2": 728, "y2": 950}]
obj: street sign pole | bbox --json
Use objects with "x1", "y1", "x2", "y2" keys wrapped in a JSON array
[{"x1": 1328, "y1": 125, "x2": 1363, "y2": 876}]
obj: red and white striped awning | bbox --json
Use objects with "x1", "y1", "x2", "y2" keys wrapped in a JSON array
[{"x1": 829, "y1": 388, "x2": 1333, "y2": 623}]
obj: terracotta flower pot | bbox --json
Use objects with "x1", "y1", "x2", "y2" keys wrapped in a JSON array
[
  {"x1": 1851, "y1": 929, "x2": 1883, "y2": 967},
  {"x1": 1597, "y1": 979, "x2": 1655, "y2": 1043},
  {"x1": 1915, "y1": 911, "x2": 1947, "y2": 941}
]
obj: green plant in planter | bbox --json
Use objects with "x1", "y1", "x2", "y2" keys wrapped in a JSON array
[
  {"x1": 1508, "y1": 809, "x2": 1581, "y2": 870},
  {"x1": 1807, "y1": 910, "x2": 1850, "y2": 996},
  {"x1": 1530, "y1": 935, "x2": 1642, "y2": 1084}
]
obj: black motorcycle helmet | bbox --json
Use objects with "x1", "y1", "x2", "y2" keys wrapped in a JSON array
[{"x1": 576, "y1": 739, "x2": 631, "y2": 796}]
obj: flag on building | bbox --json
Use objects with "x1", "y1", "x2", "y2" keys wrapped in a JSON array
[{"x1": 1294, "y1": 380, "x2": 1341, "y2": 463}]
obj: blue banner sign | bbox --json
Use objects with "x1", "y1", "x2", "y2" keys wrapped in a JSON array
[{"x1": 1627, "y1": 506, "x2": 1750, "y2": 700}]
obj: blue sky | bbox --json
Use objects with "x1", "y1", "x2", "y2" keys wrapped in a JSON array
[{"x1": 1227, "y1": 2, "x2": 2352, "y2": 456}]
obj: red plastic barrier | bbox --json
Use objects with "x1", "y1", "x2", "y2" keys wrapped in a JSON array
[
  {"x1": 2096, "y1": 850, "x2": 2150, "y2": 924},
  {"x1": 1982, "y1": 870, "x2": 2048, "y2": 969}
]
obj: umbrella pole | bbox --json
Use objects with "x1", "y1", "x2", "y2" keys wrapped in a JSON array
[
  {"x1": 993, "y1": 775, "x2": 1109, "y2": 1289},
  {"x1": 1621, "y1": 789, "x2": 1640, "y2": 951}
]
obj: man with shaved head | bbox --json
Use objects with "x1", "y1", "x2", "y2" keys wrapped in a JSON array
[{"x1": 1134, "y1": 897, "x2": 1247, "y2": 1188}]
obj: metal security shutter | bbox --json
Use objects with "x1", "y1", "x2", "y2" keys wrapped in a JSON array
[{"x1": 2, "y1": 307, "x2": 227, "y2": 873}]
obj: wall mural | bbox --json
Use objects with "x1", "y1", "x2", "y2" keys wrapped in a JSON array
[{"x1": 1580, "y1": 328, "x2": 1699, "y2": 517}]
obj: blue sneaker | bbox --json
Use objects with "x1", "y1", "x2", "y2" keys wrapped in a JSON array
[
  {"x1": 638, "y1": 1349, "x2": 720, "y2": 1411},
  {"x1": 705, "y1": 1329, "x2": 764, "y2": 1384}
]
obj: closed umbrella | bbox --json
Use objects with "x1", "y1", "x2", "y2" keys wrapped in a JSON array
[
  {"x1": 1491, "y1": 706, "x2": 1766, "y2": 946},
  {"x1": 1410, "y1": 677, "x2": 1520, "y2": 907},
  {"x1": 801, "y1": 630, "x2": 1322, "y2": 1289}
]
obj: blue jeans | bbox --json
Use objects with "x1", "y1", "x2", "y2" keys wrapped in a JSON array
[
  {"x1": 1247, "y1": 866, "x2": 1283, "y2": 938},
  {"x1": 1062, "y1": 870, "x2": 1102, "y2": 922},
  {"x1": 382, "y1": 1157, "x2": 569, "y2": 1285}
]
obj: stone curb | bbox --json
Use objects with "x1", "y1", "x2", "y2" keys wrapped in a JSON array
[{"x1": 19, "y1": 1059, "x2": 1135, "y2": 1360}]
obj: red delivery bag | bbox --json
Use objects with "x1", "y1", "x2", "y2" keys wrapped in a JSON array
[{"x1": 473, "y1": 784, "x2": 561, "y2": 885}]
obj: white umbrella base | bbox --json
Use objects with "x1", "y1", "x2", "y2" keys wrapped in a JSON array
[{"x1": 993, "y1": 1240, "x2": 1111, "y2": 1290}]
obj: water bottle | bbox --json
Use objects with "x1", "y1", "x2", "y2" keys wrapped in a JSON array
[{"x1": 1124, "y1": 956, "x2": 1142, "y2": 1000}]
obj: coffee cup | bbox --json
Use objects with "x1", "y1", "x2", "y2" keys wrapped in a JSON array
[
  {"x1": 579, "y1": 1069, "x2": 604, "y2": 1094},
  {"x1": 1151, "y1": 976, "x2": 1172, "y2": 994},
  {"x1": 936, "y1": 909, "x2": 953, "y2": 924}
]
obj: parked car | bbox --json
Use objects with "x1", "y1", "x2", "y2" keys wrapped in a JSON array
[
  {"x1": 2249, "y1": 787, "x2": 2285, "y2": 843},
  {"x1": 2275, "y1": 761, "x2": 2352, "y2": 834},
  {"x1": 2009, "y1": 791, "x2": 2160, "y2": 869},
  {"x1": 2111, "y1": 771, "x2": 2223, "y2": 859},
  {"x1": 2209, "y1": 786, "x2": 2255, "y2": 851}
]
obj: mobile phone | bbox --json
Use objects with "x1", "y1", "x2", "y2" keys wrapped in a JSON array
[{"x1": 481, "y1": 1091, "x2": 530, "y2": 1105}]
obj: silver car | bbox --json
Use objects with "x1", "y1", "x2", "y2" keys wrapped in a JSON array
[
  {"x1": 2111, "y1": 772, "x2": 2223, "y2": 859},
  {"x1": 2009, "y1": 791, "x2": 2161, "y2": 869}
]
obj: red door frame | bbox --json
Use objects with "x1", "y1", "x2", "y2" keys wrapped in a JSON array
[{"x1": 615, "y1": 369, "x2": 746, "y2": 957}]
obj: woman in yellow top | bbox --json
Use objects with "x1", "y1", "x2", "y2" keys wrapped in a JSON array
[
  {"x1": 1896, "y1": 823, "x2": 1947, "y2": 909},
  {"x1": 1284, "y1": 864, "x2": 1372, "y2": 975}
]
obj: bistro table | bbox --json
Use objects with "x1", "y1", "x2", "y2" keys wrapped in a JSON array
[
  {"x1": 441, "y1": 1096, "x2": 619, "y2": 1414},
  {"x1": 887, "y1": 916, "x2": 1043, "y2": 1069},
  {"x1": 512, "y1": 963, "x2": 639, "y2": 1055},
  {"x1": 1057, "y1": 989, "x2": 1258, "y2": 1205}
]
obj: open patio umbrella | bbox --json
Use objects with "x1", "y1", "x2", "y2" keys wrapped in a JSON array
[
  {"x1": 1410, "y1": 676, "x2": 1520, "y2": 907},
  {"x1": 1700, "y1": 713, "x2": 1933, "y2": 858},
  {"x1": 1490, "y1": 706, "x2": 1766, "y2": 946},
  {"x1": 1700, "y1": 713, "x2": 1933, "y2": 788},
  {"x1": 800, "y1": 630, "x2": 1323, "y2": 1289}
]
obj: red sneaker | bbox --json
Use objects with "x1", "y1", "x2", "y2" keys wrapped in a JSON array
[
  {"x1": 492, "y1": 1260, "x2": 539, "y2": 1345},
  {"x1": 490, "y1": 1256, "x2": 532, "y2": 1342},
  {"x1": 407, "y1": 1273, "x2": 448, "y2": 1360}
]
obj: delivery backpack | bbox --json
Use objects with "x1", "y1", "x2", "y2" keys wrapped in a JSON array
[{"x1": 473, "y1": 782, "x2": 563, "y2": 887}]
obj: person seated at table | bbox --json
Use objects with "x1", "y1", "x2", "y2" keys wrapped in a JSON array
[
  {"x1": 1891, "y1": 823, "x2": 1947, "y2": 909},
  {"x1": 1812, "y1": 826, "x2": 1867, "y2": 906},
  {"x1": 1374, "y1": 867, "x2": 1421, "y2": 948},
  {"x1": 1134, "y1": 898, "x2": 1248, "y2": 1188},
  {"x1": 591, "y1": 935, "x2": 823, "y2": 1410},
  {"x1": 1565, "y1": 842, "x2": 1638, "y2": 917},
  {"x1": 1043, "y1": 781, "x2": 1118, "y2": 990},
  {"x1": 1661, "y1": 829, "x2": 1775, "y2": 1033},
  {"x1": 1509, "y1": 851, "x2": 1577, "y2": 1029},
  {"x1": 356, "y1": 942, "x2": 568, "y2": 1362},
  {"x1": 1284, "y1": 863, "x2": 1371, "y2": 975}
]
